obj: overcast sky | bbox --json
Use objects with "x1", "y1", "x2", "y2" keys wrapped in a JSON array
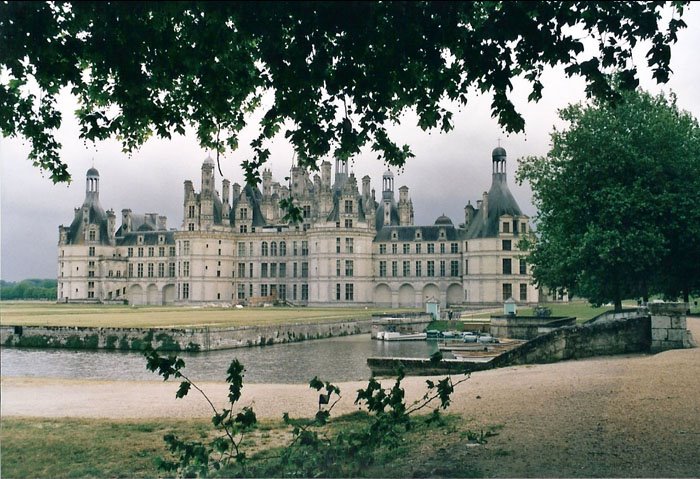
[{"x1": 2, "y1": 6, "x2": 699, "y2": 282}]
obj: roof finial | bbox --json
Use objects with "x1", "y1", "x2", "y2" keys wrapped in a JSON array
[{"x1": 497, "y1": 137, "x2": 501, "y2": 147}]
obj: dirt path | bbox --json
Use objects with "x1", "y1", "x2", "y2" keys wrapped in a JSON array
[{"x1": 2, "y1": 319, "x2": 699, "y2": 477}]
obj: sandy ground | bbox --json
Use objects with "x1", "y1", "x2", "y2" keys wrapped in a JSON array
[{"x1": 2, "y1": 318, "x2": 699, "y2": 477}]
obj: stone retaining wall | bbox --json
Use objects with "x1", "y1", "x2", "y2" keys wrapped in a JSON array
[
  {"x1": 649, "y1": 303, "x2": 696, "y2": 351},
  {"x1": 0, "y1": 319, "x2": 372, "y2": 352},
  {"x1": 490, "y1": 316, "x2": 576, "y2": 340}
]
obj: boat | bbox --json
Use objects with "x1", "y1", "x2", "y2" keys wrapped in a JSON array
[{"x1": 382, "y1": 332, "x2": 428, "y2": 341}]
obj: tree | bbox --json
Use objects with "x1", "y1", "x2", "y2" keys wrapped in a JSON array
[
  {"x1": 0, "y1": 1, "x2": 689, "y2": 186},
  {"x1": 517, "y1": 89, "x2": 700, "y2": 310}
]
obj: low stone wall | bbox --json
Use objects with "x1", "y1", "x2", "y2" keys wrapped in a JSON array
[
  {"x1": 0, "y1": 319, "x2": 372, "y2": 352},
  {"x1": 491, "y1": 315, "x2": 651, "y2": 367},
  {"x1": 366, "y1": 357, "x2": 491, "y2": 377},
  {"x1": 490, "y1": 315, "x2": 576, "y2": 340}
]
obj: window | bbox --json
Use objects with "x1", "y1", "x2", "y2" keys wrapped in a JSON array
[
  {"x1": 88, "y1": 281, "x2": 95, "y2": 288},
  {"x1": 88, "y1": 246, "x2": 95, "y2": 257},
  {"x1": 336, "y1": 283, "x2": 341, "y2": 300},
  {"x1": 403, "y1": 244, "x2": 410, "y2": 254},
  {"x1": 249, "y1": 263, "x2": 253, "y2": 277},
  {"x1": 503, "y1": 258, "x2": 512, "y2": 275},
  {"x1": 88, "y1": 291, "x2": 95, "y2": 299},
  {"x1": 270, "y1": 263, "x2": 277, "y2": 277},
  {"x1": 464, "y1": 260, "x2": 469, "y2": 275},
  {"x1": 169, "y1": 246, "x2": 176, "y2": 256},
  {"x1": 239, "y1": 225, "x2": 247, "y2": 233},
  {"x1": 344, "y1": 200, "x2": 353, "y2": 213},
  {"x1": 279, "y1": 241, "x2": 286, "y2": 256},
  {"x1": 261, "y1": 242, "x2": 269, "y2": 256},
  {"x1": 128, "y1": 264, "x2": 133, "y2": 277},
  {"x1": 159, "y1": 247, "x2": 165, "y2": 257},
  {"x1": 439, "y1": 260, "x2": 446, "y2": 276},
  {"x1": 147, "y1": 263, "x2": 154, "y2": 277},
  {"x1": 503, "y1": 222, "x2": 510, "y2": 233},
  {"x1": 181, "y1": 283, "x2": 190, "y2": 299},
  {"x1": 336, "y1": 238, "x2": 341, "y2": 253},
  {"x1": 520, "y1": 283, "x2": 528, "y2": 301},
  {"x1": 238, "y1": 263, "x2": 246, "y2": 278},
  {"x1": 137, "y1": 235, "x2": 144, "y2": 245},
  {"x1": 148, "y1": 247, "x2": 154, "y2": 257},
  {"x1": 137, "y1": 263, "x2": 144, "y2": 277},
  {"x1": 88, "y1": 271, "x2": 95, "y2": 277},
  {"x1": 379, "y1": 261, "x2": 387, "y2": 277},
  {"x1": 158, "y1": 263, "x2": 165, "y2": 277},
  {"x1": 391, "y1": 243, "x2": 397, "y2": 254},
  {"x1": 451, "y1": 260, "x2": 459, "y2": 276},
  {"x1": 239, "y1": 207, "x2": 248, "y2": 219},
  {"x1": 303, "y1": 205, "x2": 311, "y2": 218},
  {"x1": 344, "y1": 219, "x2": 353, "y2": 228},
  {"x1": 261, "y1": 284, "x2": 268, "y2": 296},
  {"x1": 128, "y1": 247, "x2": 134, "y2": 257},
  {"x1": 169, "y1": 263, "x2": 175, "y2": 277},
  {"x1": 521, "y1": 222, "x2": 527, "y2": 233},
  {"x1": 379, "y1": 244, "x2": 386, "y2": 254},
  {"x1": 89, "y1": 230, "x2": 96, "y2": 241},
  {"x1": 451, "y1": 242, "x2": 458, "y2": 254},
  {"x1": 238, "y1": 242, "x2": 246, "y2": 256},
  {"x1": 218, "y1": 248, "x2": 221, "y2": 256},
  {"x1": 189, "y1": 223, "x2": 195, "y2": 231},
  {"x1": 427, "y1": 260, "x2": 435, "y2": 276},
  {"x1": 293, "y1": 241, "x2": 298, "y2": 256},
  {"x1": 415, "y1": 261, "x2": 422, "y2": 277},
  {"x1": 345, "y1": 260, "x2": 354, "y2": 277},
  {"x1": 293, "y1": 262, "x2": 298, "y2": 278},
  {"x1": 301, "y1": 284, "x2": 309, "y2": 301},
  {"x1": 188, "y1": 205, "x2": 195, "y2": 218},
  {"x1": 416, "y1": 243, "x2": 422, "y2": 254},
  {"x1": 440, "y1": 243, "x2": 445, "y2": 254},
  {"x1": 183, "y1": 261, "x2": 190, "y2": 276},
  {"x1": 403, "y1": 261, "x2": 410, "y2": 276},
  {"x1": 391, "y1": 261, "x2": 398, "y2": 277},
  {"x1": 301, "y1": 241, "x2": 309, "y2": 256},
  {"x1": 345, "y1": 238, "x2": 353, "y2": 253},
  {"x1": 520, "y1": 259, "x2": 527, "y2": 275},
  {"x1": 159, "y1": 235, "x2": 165, "y2": 244},
  {"x1": 301, "y1": 262, "x2": 309, "y2": 278},
  {"x1": 427, "y1": 243, "x2": 435, "y2": 254},
  {"x1": 336, "y1": 260, "x2": 341, "y2": 277},
  {"x1": 502, "y1": 240, "x2": 512, "y2": 251},
  {"x1": 345, "y1": 283, "x2": 354, "y2": 301},
  {"x1": 238, "y1": 284, "x2": 246, "y2": 300},
  {"x1": 261, "y1": 263, "x2": 268, "y2": 278},
  {"x1": 279, "y1": 263, "x2": 286, "y2": 278},
  {"x1": 270, "y1": 242, "x2": 277, "y2": 256},
  {"x1": 503, "y1": 283, "x2": 512, "y2": 301}
]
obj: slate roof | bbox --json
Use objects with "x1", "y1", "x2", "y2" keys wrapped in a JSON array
[
  {"x1": 374, "y1": 225, "x2": 464, "y2": 242},
  {"x1": 466, "y1": 172, "x2": 523, "y2": 239}
]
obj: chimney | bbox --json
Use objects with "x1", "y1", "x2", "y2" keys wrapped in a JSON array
[{"x1": 482, "y1": 191, "x2": 488, "y2": 220}]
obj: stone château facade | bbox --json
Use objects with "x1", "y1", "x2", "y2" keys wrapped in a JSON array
[{"x1": 58, "y1": 147, "x2": 539, "y2": 307}]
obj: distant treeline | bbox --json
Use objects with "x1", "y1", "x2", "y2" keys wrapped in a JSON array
[{"x1": 0, "y1": 279, "x2": 57, "y2": 300}]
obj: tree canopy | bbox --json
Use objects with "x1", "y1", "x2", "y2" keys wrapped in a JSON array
[
  {"x1": 0, "y1": 1, "x2": 688, "y2": 185},
  {"x1": 517, "y1": 89, "x2": 700, "y2": 310}
]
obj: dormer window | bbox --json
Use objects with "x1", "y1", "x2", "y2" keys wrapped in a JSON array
[
  {"x1": 503, "y1": 222, "x2": 510, "y2": 233},
  {"x1": 240, "y1": 208, "x2": 248, "y2": 220},
  {"x1": 158, "y1": 235, "x2": 165, "y2": 244},
  {"x1": 439, "y1": 228, "x2": 445, "y2": 239},
  {"x1": 344, "y1": 200, "x2": 353, "y2": 214},
  {"x1": 137, "y1": 235, "x2": 144, "y2": 244},
  {"x1": 89, "y1": 229, "x2": 96, "y2": 241},
  {"x1": 415, "y1": 230, "x2": 422, "y2": 240},
  {"x1": 391, "y1": 231, "x2": 398, "y2": 240}
]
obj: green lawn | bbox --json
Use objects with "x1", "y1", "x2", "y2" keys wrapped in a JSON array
[{"x1": 0, "y1": 303, "x2": 416, "y2": 328}]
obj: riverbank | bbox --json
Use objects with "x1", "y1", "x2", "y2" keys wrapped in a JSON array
[{"x1": 3, "y1": 318, "x2": 699, "y2": 477}]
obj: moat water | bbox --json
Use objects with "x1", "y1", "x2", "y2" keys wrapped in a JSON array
[{"x1": 1, "y1": 334, "x2": 439, "y2": 383}]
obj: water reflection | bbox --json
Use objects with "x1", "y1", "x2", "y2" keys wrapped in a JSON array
[{"x1": 1, "y1": 334, "x2": 439, "y2": 384}]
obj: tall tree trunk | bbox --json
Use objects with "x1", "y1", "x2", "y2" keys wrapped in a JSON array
[{"x1": 614, "y1": 297, "x2": 622, "y2": 312}]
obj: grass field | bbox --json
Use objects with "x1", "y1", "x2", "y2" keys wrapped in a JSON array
[
  {"x1": 0, "y1": 303, "x2": 416, "y2": 328},
  {"x1": 0, "y1": 414, "x2": 483, "y2": 478}
]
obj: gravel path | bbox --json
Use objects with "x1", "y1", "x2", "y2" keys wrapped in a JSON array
[{"x1": 2, "y1": 318, "x2": 699, "y2": 477}]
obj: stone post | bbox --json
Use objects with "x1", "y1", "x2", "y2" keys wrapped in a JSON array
[{"x1": 649, "y1": 302, "x2": 696, "y2": 352}]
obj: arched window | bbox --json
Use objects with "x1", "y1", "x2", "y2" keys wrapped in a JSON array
[
  {"x1": 279, "y1": 241, "x2": 287, "y2": 256},
  {"x1": 270, "y1": 241, "x2": 277, "y2": 256},
  {"x1": 261, "y1": 242, "x2": 268, "y2": 256}
]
